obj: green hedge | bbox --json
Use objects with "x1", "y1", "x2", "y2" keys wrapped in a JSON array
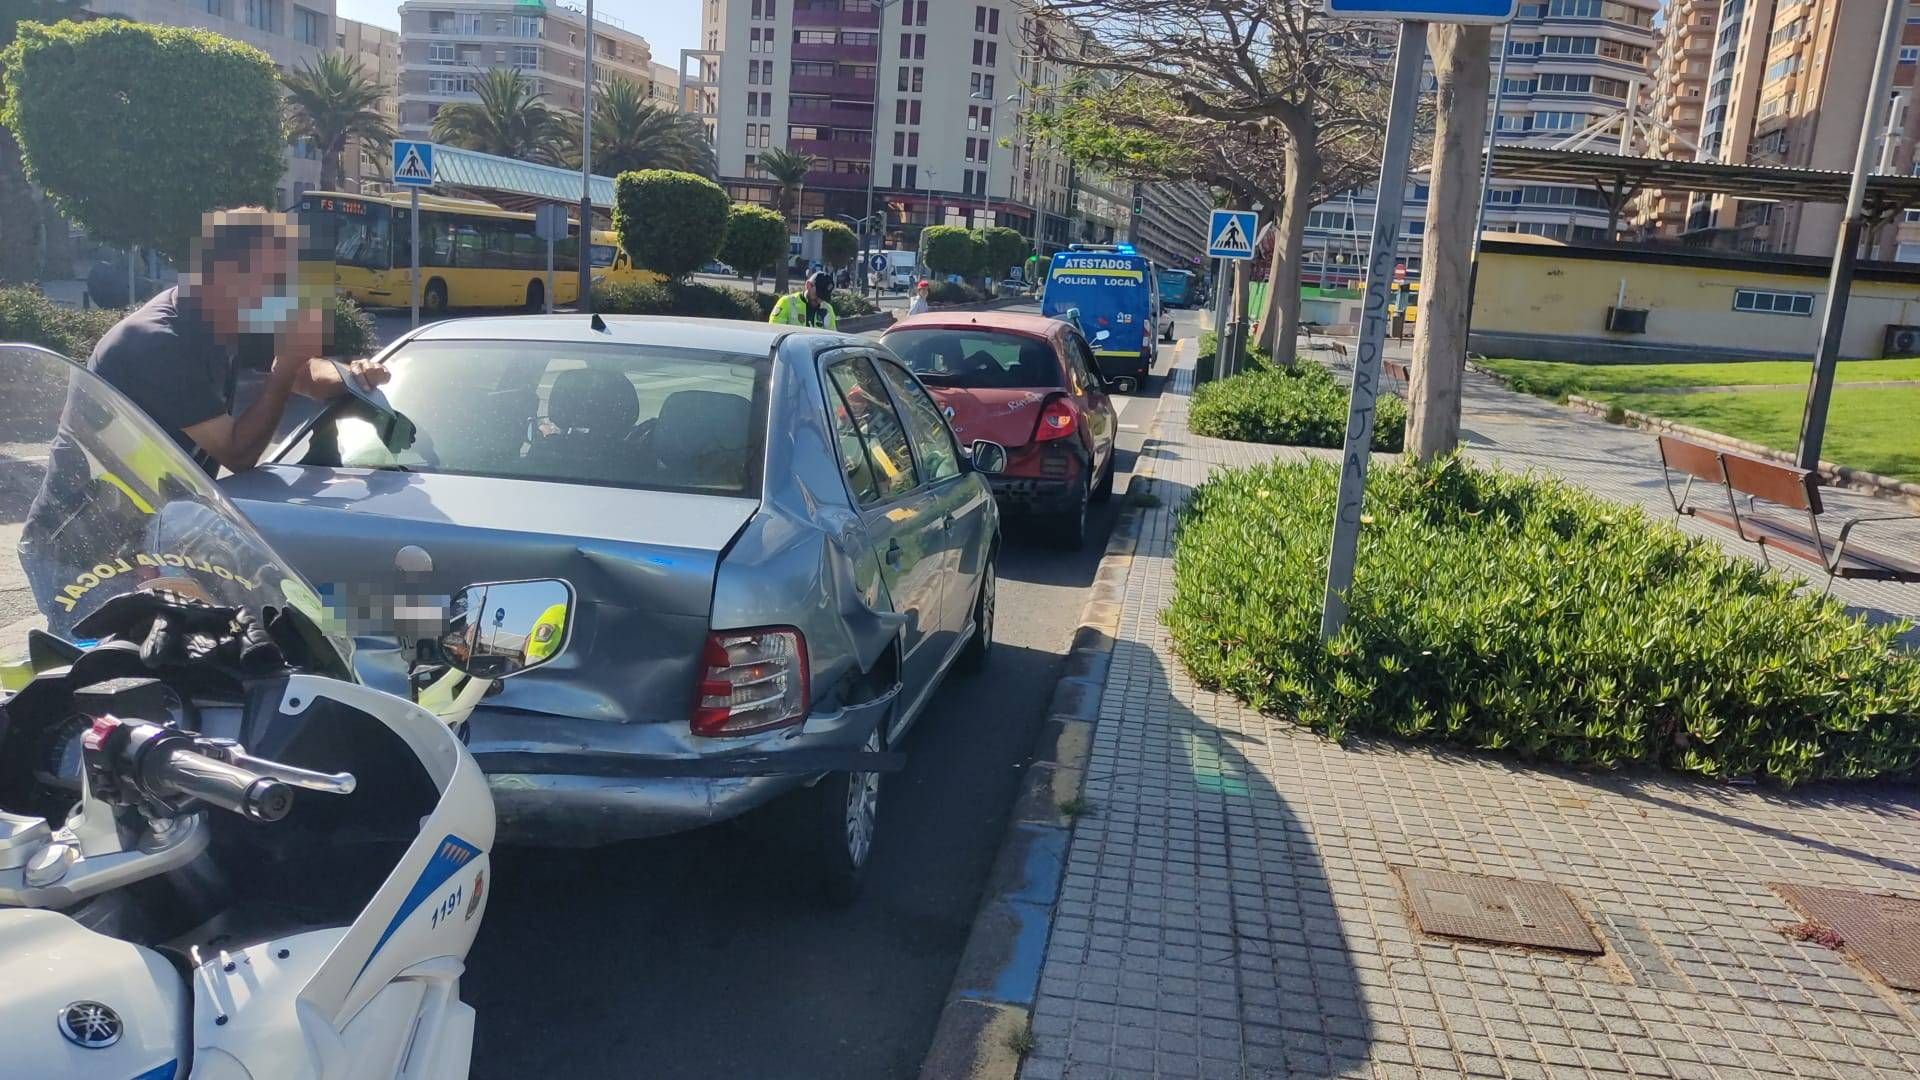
[
  {"x1": 612, "y1": 169, "x2": 729, "y2": 279},
  {"x1": 929, "y1": 281, "x2": 984, "y2": 305},
  {"x1": 833, "y1": 290, "x2": 879, "y2": 318},
  {"x1": 1194, "y1": 330, "x2": 1276, "y2": 382},
  {"x1": 593, "y1": 280, "x2": 762, "y2": 321},
  {"x1": 1189, "y1": 360, "x2": 1406, "y2": 453},
  {"x1": 1165, "y1": 457, "x2": 1920, "y2": 786},
  {"x1": 0, "y1": 286, "x2": 122, "y2": 358},
  {"x1": 330, "y1": 297, "x2": 376, "y2": 358}
]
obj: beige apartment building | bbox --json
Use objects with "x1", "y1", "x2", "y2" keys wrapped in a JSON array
[
  {"x1": 1676, "y1": 0, "x2": 1920, "y2": 256},
  {"x1": 336, "y1": 17, "x2": 401, "y2": 191},
  {"x1": 649, "y1": 60, "x2": 683, "y2": 109},
  {"x1": 83, "y1": 0, "x2": 337, "y2": 207},
  {"x1": 1634, "y1": 0, "x2": 1716, "y2": 236},
  {"x1": 395, "y1": 0, "x2": 654, "y2": 139}
]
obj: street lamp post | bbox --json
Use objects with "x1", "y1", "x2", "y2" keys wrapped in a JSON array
[
  {"x1": 862, "y1": 0, "x2": 904, "y2": 298},
  {"x1": 921, "y1": 168, "x2": 940, "y2": 268},
  {"x1": 576, "y1": 0, "x2": 595, "y2": 314},
  {"x1": 970, "y1": 90, "x2": 993, "y2": 228}
]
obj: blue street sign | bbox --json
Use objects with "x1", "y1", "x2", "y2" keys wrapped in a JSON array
[
  {"x1": 1207, "y1": 210, "x2": 1258, "y2": 261},
  {"x1": 868, "y1": 252, "x2": 889, "y2": 273},
  {"x1": 393, "y1": 141, "x2": 435, "y2": 187},
  {"x1": 1326, "y1": 0, "x2": 1516, "y2": 23}
]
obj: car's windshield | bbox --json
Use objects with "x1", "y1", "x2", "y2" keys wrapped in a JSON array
[
  {"x1": 888, "y1": 329, "x2": 1061, "y2": 389},
  {"x1": 0, "y1": 345, "x2": 349, "y2": 668},
  {"x1": 285, "y1": 340, "x2": 769, "y2": 497}
]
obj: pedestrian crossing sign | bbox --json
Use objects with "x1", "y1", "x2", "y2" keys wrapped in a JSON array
[
  {"x1": 1207, "y1": 209, "x2": 1257, "y2": 260},
  {"x1": 393, "y1": 141, "x2": 435, "y2": 187}
]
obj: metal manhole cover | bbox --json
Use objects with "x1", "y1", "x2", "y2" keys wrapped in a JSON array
[
  {"x1": 1396, "y1": 867, "x2": 1603, "y2": 954},
  {"x1": 1772, "y1": 884, "x2": 1920, "y2": 991}
]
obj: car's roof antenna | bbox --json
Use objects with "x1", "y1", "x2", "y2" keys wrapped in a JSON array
[{"x1": 590, "y1": 313, "x2": 608, "y2": 333}]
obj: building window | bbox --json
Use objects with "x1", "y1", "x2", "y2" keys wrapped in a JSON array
[
  {"x1": 968, "y1": 105, "x2": 992, "y2": 130},
  {"x1": 1543, "y1": 35, "x2": 1597, "y2": 55},
  {"x1": 970, "y1": 72, "x2": 995, "y2": 97},
  {"x1": 1903, "y1": 46, "x2": 1920, "y2": 63},
  {"x1": 1732, "y1": 289, "x2": 1814, "y2": 316},
  {"x1": 456, "y1": 12, "x2": 482, "y2": 34},
  {"x1": 245, "y1": 0, "x2": 280, "y2": 33},
  {"x1": 894, "y1": 99, "x2": 921, "y2": 124},
  {"x1": 204, "y1": 0, "x2": 224, "y2": 13},
  {"x1": 428, "y1": 73, "x2": 475, "y2": 94},
  {"x1": 1508, "y1": 38, "x2": 1543, "y2": 56},
  {"x1": 292, "y1": 5, "x2": 324, "y2": 45},
  {"x1": 512, "y1": 45, "x2": 538, "y2": 69},
  {"x1": 897, "y1": 65, "x2": 923, "y2": 92},
  {"x1": 428, "y1": 42, "x2": 455, "y2": 64},
  {"x1": 1532, "y1": 110, "x2": 1583, "y2": 131},
  {"x1": 514, "y1": 15, "x2": 539, "y2": 38}
]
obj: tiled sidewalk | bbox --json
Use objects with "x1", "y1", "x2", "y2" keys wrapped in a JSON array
[{"x1": 1019, "y1": 359, "x2": 1920, "y2": 1080}]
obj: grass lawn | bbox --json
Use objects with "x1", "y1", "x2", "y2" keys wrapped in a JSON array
[
  {"x1": 1477, "y1": 356, "x2": 1920, "y2": 399},
  {"x1": 1605, "y1": 386, "x2": 1920, "y2": 483}
]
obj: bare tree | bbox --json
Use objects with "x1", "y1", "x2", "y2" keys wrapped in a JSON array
[
  {"x1": 1032, "y1": 1, "x2": 1391, "y2": 365},
  {"x1": 1406, "y1": 24, "x2": 1490, "y2": 461}
]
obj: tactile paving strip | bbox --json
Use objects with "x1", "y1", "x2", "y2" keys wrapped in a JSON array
[
  {"x1": 1773, "y1": 883, "x2": 1920, "y2": 992},
  {"x1": 1397, "y1": 867, "x2": 1603, "y2": 955}
]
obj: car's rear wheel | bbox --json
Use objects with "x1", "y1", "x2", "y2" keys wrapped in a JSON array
[
  {"x1": 524, "y1": 279, "x2": 544, "y2": 313},
  {"x1": 1091, "y1": 454, "x2": 1115, "y2": 503},
  {"x1": 1050, "y1": 475, "x2": 1090, "y2": 550},
  {"x1": 804, "y1": 725, "x2": 883, "y2": 906},
  {"x1": 958, "y1": 559, "x2": 995, "y2": 673}
]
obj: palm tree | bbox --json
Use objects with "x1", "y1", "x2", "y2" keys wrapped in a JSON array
[
  {"x1": 431, "y1": 68, "x2": 571, "y2": 165},
  {"x1": 756, "y1": 147, "x2": 815, "y2": 294},
  {"x1": 584, "y1": 76, "x2": 716, "y2": 178},
  {"x1": 282, "y1": 53, "x2": 395, "y2": 192}
]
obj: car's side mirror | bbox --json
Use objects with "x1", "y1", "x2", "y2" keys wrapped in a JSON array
[
  {"x1": 968, "y1": 439, "x2": 1009, "y2": 475},
  {"x1": 440, "y1": 578, "x2": 574, "y2": 680}
]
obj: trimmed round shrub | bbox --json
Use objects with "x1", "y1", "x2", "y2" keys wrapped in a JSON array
[
  {"x1": 719, "y1": 203, "x2": 788, "y2": 281},
  {"x1": 978, "y1": 225, "x2": 1029, "y2": 281},
  {"x1": 1165, "y1": 456, "x2": 1920, "y2": 786},
  {"x1": 832, "y1": 290, "x2": 879, "y2": 317},
  {"x1": 328, "y1": 297, "x2": 376, "y2": 358},
  {"x1": 612, "y1": 169, "x2": 730, "y2": 279},
  {"x1": 922, "y1": 225, "x2": 983, "y2": 278},
  {"x1": 0, "y1": 285, "x2": 122, "y2": 358},
  {"x1": 805, "y1": 218, "x2": 858, "y2": 268},
  {"x1": 593, "y1": 279, "x2": 761, "y2": 321},
  {"x1": 1189, "y1": 362, "x2": 1405, "y2": 452}
]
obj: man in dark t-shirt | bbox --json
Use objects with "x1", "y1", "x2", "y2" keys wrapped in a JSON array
[{"x1": 20, "y1": 208, "x2": 388, "y2": 631}]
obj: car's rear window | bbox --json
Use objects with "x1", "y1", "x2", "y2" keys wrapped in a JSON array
[
  {"x1": 887, "y1": 329, "x2": 1061, "y2": 389},
  {"x1": 284, "y1": 340, "x2": 768, "y2": 497}
]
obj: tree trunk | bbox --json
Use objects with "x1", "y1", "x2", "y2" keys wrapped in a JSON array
[
  {"x1": 0, "y1": 130, "x2": 41, "y2": 284},
  {"x1": 1255, "y1": 141, "x2": 1318, "y2": 366},
  {"x1": 773, "y1": 194, "x2": 794, "y2": 294},
  {"x1": 1408, "y1": 23, "x2": 1492, "y2": 462}
]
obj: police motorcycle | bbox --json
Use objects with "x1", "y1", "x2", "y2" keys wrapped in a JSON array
[{"x1": 0, "y1": 343, "x2": 573, "y2": 1079}]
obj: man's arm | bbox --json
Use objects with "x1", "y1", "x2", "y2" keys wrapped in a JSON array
[
  {"x1": 293, "y1": 355, "x2": 389, "y2": 401},
  {"x1": 181, "y1": 355, "x2": 302, "y2": 473}
]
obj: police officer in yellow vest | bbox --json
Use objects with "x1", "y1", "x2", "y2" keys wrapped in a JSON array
[{"x1": 768, "y1": 271, "x2": 840, "y2": 330}]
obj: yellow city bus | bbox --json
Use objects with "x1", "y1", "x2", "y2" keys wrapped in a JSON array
[{"x1": 297, "y1": 191, "x2": 659, "y2": 313}]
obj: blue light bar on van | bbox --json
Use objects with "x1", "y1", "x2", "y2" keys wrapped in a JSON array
[{"x1": 1113, "y1": 243, "x2": 1136, "y2": 254}]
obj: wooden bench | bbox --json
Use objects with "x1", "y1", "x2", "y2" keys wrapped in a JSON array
[
  {"x1": 1382, "y1": 358, "x2": 1411, "y2": 396},
  {"x1": 1656, "y1": 434, "x2": 1920, "y2": 593}
]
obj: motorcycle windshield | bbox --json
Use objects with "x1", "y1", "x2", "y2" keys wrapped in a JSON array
[{"x1": 0, "y1": 343, "x2": 351, "y2": 671}]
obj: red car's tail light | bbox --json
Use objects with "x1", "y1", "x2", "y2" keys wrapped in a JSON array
[
  {"x1": 1035, "y1": 395, "x2": 1077, "y2": 442},
  {"x1": 692, "y1": 628, "x2": 809, "y2": 736}
]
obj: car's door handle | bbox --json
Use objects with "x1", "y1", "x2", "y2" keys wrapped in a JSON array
[{"x1": 885, "y1": 539, "x2": 903, "y2": 566}]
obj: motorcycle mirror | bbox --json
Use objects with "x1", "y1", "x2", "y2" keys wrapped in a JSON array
[
  {"x1": 1092, "y1": 329, "x2": 1111, "y2": 343},
  {"x1": 440, "y1": 578, "x2": 575, "y2": 681},
  {"x1": 967, "y1": 439, "x2": 1009, "y2": 476}
]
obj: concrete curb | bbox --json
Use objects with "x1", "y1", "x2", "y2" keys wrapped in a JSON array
[
  {"x1": 840, "y1": 311, "x2": 898, "y2": 334},
  {"x1": 917, "y1": 346, "x2": 1173, "y2": 1080},
  {"x1": 1562, "y1": 394, "x2": 1920, "y2": 510}
]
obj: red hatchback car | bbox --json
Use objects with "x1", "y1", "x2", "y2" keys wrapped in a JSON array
[{"x1": 884, "y1": 312, "x2": 1118, "y2": 548}]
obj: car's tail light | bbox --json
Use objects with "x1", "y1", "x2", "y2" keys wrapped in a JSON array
[
  {"x1": 1035, "y1": 395, "x2": 1077, "y2": 442},
  {"x1": 692, "y1": 628, "x2": 809, "y2": 737}
]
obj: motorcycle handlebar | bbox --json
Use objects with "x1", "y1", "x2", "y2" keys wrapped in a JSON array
[{"x1": 146, "y1": 746, "x2": 295, "y2": 823}]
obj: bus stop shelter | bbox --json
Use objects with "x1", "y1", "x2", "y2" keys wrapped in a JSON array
[{"x1": 419, "y1": 144, "x2": 616, "y2": 223}]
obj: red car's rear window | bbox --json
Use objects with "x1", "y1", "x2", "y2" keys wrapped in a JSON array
[{"x1": 887, "y1": 329, "x2": 1061, "y2": 389}]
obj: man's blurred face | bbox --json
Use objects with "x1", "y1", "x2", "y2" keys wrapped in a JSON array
[{"x1": 196, "y1": 221, "x2": 295, "y2": 340}]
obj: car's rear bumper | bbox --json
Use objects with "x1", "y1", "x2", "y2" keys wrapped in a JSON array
[
  {"x1": 466, "y1": 688, "x2": 899, "y2": 846},
  {"x1": 988, "y1": 474, "x2": 1080, "y2": 515}
]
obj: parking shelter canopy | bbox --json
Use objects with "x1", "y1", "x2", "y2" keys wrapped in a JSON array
[
  {"x1": 1482, "y1": 146, "x2": 1920, "y2": 221},
  {"x1": 428, "y1": 144, "x2": 615, "y2": 214}
]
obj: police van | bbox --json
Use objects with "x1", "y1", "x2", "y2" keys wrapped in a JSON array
[{"x1": 1040, "y1": 244, "x2": 1165, "y2": 389}]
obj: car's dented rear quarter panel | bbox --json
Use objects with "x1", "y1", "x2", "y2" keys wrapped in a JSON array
[{"x1": 711, "y1": 336, "x2": 901, "y2": 710}]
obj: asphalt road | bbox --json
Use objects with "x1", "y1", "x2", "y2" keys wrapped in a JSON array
[{"x1": 456, "y1": 307, "x2": 1203, "y2": 1079}]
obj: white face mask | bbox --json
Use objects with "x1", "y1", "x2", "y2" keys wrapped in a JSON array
[{"x1": 238, "y1": 291, "x2": 300, "y2": 334}]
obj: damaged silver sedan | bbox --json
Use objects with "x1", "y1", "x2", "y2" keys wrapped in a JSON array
[{"x1": 222, "y1": 315, "x2": 1004, "y2": 901}]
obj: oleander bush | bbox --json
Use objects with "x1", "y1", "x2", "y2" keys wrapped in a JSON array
[
  {"x1": 1189, "y1": 359, "x2": 1407, "y2": 452},
  {"x1": 928, "y1": 281, "x2": 985, "y2": 305},
  {"x1": 1165, "y1": 456, "x2": 1920, "y2": 786}
]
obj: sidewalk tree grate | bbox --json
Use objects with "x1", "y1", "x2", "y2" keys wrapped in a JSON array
[
  {"x1": 1396, "y1": 867, "x2": 1603, "y2": 955},
  {"x1": 1772, "y1": 884, "x2": 1920, "y2": 991}
]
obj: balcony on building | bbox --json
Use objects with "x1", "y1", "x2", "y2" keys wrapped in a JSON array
[
  {"x1": 790, "y1": 136, "x2": 870, "y2": 158},
  {"x1": 790, "y1": 101, "x2": 875, "y2": 127},
  {"x1": 793, "y1": 40, "x2": 879, "y2": 63},
  {"x1": 794, "y1": 2, "x2": 881, "y2": 29},
  {"x1": 805, "y1": 165, "x2": 871, "y2": 190},
  {"x1": 789, "y1": 73, "x2": 877, "y2": 98}
]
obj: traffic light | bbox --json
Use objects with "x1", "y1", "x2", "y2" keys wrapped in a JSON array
[{"x1": 1132, "y1": 193, "x2": 1144, "y2": 216}]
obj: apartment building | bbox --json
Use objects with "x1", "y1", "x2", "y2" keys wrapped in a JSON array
[
  {"x1": 649, "y1": 61, "x2": 683, "y2": 108},
  {"x1": 1131, "y1": 180, "x2": 1212, "y2": 270},
  {"x1": 1303, "y1": 0, "x2": 1659, "y2": 284},
  {"x1": 1680, "y1": 0, "x2": 1920, "y2": 256},
  {"x1": 395, "y1": 0, "x2": 654, "y2": 139},
  {"x1": 84, "y1": 0, "x2": 337, "y2": 207},
  {"x1": 336, "y1": 17, "x2": 401, "y2": 191},
  {"x1": 1633, "y1": 0, "x2": 1717, "y2": 236}
]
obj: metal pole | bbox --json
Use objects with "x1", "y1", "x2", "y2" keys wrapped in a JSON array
[
  {"x1": 409, "y1": 188, "x2": 421, "y2": 329},
  {"x1": 1797, "y1": 0, "x2": 1904, "y2": 471},
  {"x1": 1320, "y1": 21, "x2": 1428, "y2": 641},
  {"x1": 982, "y1": 112, "x2": 994, "y2": 229},
  {"x1": 545, "y1": 232, "x2": 555, "y2": 314},
  {"x1": 862, "y1": 0, "x2": 896, "y2": 298},
  {"x1": 576, "y1": 0, "x2": 596, "y2": 314},
  {"x1": 1464, "y1": 22, "x2": 1511, "y2": 330},
  {"x1": 1210, "y1": 258, "x2": 1231, "y2": 379}
]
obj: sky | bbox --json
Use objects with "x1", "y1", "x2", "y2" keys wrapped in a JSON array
[{"x1": 333, "y1": 0, "x2": 701, "y2": 67}]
